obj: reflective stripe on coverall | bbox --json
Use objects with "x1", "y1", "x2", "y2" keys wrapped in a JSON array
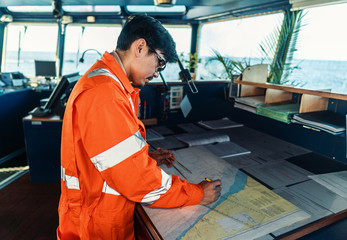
[{"x1": 57, "y1": 52, "x2": 204, "y2": 240}]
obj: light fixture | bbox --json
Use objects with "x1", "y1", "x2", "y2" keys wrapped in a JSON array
[
  {"x1": 0, "y1": 14, "x2": 13, "y2": 22},
  {"x1": 178, "y1": 58, "x2": 198, "y2": 94},
  {"x1": 154, "y1": 0, "x2": 176, "y2": 7},
  {"x1": 61, "y1": 15, "x2": 73, "y2": 24},
  {"x1": 86, "y1": 16, "x2": 95, "y2": 22}
]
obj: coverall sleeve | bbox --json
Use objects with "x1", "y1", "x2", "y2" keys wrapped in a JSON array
[{"x1": 76, "y1": 84, "x2": 203, "y2": 208}]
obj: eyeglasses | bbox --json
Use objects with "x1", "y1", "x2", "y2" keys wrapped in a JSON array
[{"x1": 149, "y1": 47, "x2": 166, "y2": 72}]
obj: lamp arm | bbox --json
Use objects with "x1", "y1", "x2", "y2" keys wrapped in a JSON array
[
  {"x1": 159, "y1": 72, "x2": 169, "y2": 92},
  {"x1": 79, "y1": 49, "x2": 102, "y2": 63}
]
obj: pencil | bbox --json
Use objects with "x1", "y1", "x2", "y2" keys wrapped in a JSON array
[
  {"x1": 157, "y1": 148, "x2": 192, "y2": 174},
  {"x1": 169, "y1": 156, "x2": 192, "y2": 174},
  {"x1": 173, "y1": 165, "x2": 187, "y2": 180},
  {"x1": 166, "y1": 156, "x2": 187, "y2": 179}
]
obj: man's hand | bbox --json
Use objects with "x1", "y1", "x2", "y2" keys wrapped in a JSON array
[
  {"x1": 149, "y1": 148, "x2": 174, "y2": 167},
  {"x1": 199, "y1": 179, "x2": 222, "y2": 205}
]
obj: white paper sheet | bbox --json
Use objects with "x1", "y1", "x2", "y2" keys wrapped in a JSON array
[
  {"x1": 198, "y1": 118, "x2": 243, "y2": 130},
  {"x1": 204, "y1": 141, "x2": 251, "y2": 158},
  {"x1": 175, "y1": 131, "x2": 230, "y2": 147},
  {"x1": 289, "y1": 180, "x2": 347, "y2": 214},
  {"x1": 309, "y1": 170, "x2": 347, "y2": 199},
  {"x1": 223, "y1": 155, "x2": 262, "y2": 169},
  {"x1": 180, "y1": 95, "x2": 192, "y2": 118},
  {"x1": 243, "y1": 160, "x2": 312, "y2": 189},
  {"x1": 272, "y1": 187, "x2": 332, "y2": 236}
]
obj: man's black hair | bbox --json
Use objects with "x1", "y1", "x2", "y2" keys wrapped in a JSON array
[{"x1": 116, "y1": 15, "x2": 178, "y2": 63}]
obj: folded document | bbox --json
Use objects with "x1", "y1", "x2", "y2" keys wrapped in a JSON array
[
  {"x1": 257, "y1": 102, "x2": 300, "y2": 124},
  {"x1": 175, "y1": 131, "x2": 230, "y2": 147},
  {"x1": 198, "y1": 118, "x2": 243, "y2": 130},
  {"x1": 292, "y1": 111, "x2": 345, "y2": 134},
  {"x1": 204, "y1": 141, "x2": 251, "y2": 158}
]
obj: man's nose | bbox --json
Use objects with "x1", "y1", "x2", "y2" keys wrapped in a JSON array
[{"x1": 153, "y1": 72, "x2": 159, "y2": 78}]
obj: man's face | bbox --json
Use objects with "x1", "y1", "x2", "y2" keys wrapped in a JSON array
[{"x1": 130, "y1": 47, "x2": 166, "y2": 88}]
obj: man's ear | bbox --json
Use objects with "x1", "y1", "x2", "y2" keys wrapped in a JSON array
[{"x1": 134, "y1": 38, "x2": 147, "y2": 57}]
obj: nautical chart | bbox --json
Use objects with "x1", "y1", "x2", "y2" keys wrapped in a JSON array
[{"x1": 143, "y1": 146, "x2": 310, "y2": 240}]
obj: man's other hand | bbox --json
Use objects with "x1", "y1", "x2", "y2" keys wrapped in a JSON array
[{"x1": 149, "y1": 148, "x2": 174, "y2": 167}]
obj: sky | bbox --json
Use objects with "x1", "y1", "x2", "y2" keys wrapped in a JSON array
[
  {"x1": 293, "y1": 3, "x2": 347, "y2": 60},
  {"x1": 198, "y1": 2, "x2": 347, "y2": 61},
  {"x1": 198, "y1": 13, "x2": 283, "y2": 58}
]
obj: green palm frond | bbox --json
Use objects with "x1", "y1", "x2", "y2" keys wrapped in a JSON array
[
  {"x1": 209, "y1": 49, "x2": 234, "y2": 80},
  {"x1": 259, "y1": 10, "x2": 306, "y2": 84},
  {"x1": 208, "y1": 49, "x2": 250, "y2": 81}
]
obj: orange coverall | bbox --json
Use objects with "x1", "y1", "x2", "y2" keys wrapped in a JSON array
[{"x1": 57, "y1": 52, "x2": 203, "y2": 239}]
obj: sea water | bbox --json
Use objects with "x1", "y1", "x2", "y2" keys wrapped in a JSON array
[{"x1": 3, "y1": 51, "x2": 347, "y2": 94}]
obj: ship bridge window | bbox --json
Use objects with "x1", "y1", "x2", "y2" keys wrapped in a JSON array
[
  {"x1": 63, "y1": 5, "x2": 121, "y2": 13},
  {"x1": 197, "y1": 12, "x2": 284, "y2": 81},
  {"x1": 63, "y1": 25, "x2": 122, "y2": 75},
  {"x1": 285, "y1": 3, "x2": 347, "y2": 94},
  {"x1": 2, "y1": 23, "x2": 58, "y2": 77},
  {"x1": 126, "y1": 5, "x2": 186, "y2": 14},
  {"x1": 7, "y1": 6, "x2": 52, "y2": 13},
  {"x1": 63, "y1": 24, "x2": 190, "y2": 80},
  {"x1": 152, "y1": 25, "x2": 191, "y2": 82}
]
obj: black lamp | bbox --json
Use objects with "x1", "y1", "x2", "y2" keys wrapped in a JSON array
[
  {"x1": 154, "y1": 0, "x2": 176, "y2": 7},
  {"x1": 52, "y1": 0, "x2": 63, "y2": 19},
  {"x1": 178, "y1": 58, "x2": 198, "y2": 94}
]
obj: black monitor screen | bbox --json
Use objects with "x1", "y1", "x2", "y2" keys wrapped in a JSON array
[
  {"x1": 43, "y1": 72, "x2": 80, "y2": 117},
  {"x1": 35, "y1": 60, "x2": 56, "y2": 78}
]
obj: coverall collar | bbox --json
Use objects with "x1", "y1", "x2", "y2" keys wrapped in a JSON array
[{"x1": 101, "y1": 51, "x2": 135, "y2": 94}]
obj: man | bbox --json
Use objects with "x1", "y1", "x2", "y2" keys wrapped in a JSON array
[{"x1": 57, "y1": 15, "x2": 221, "y2": 240}]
